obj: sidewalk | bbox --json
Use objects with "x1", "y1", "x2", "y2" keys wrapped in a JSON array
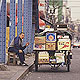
[{"x1": 0, "y1": 54, "x2": 35, "y2": 80}]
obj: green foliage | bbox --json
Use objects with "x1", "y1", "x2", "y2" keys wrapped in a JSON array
[{"x1": 49, "y1": 0, "x2": 53, "y2": 5}]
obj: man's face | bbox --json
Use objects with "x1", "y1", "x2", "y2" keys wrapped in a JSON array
[{"x1": 19, "y1": 33, "x2": 25, "y2": 39}]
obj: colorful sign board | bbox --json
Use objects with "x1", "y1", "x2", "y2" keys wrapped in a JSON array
[
  {"x1": 46, "y1": 33, "x2": 56, "y2": 42},
  {"x1": 46, "y1": 42, "x2": 56, "y2": 50},
  {"x1": 58, "y1": 39, "x2": 71, "y2": 50}
]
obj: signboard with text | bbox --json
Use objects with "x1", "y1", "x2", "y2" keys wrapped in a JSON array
[{"x1": 58, "y1": 39, "x2": 71, "y2": 50}]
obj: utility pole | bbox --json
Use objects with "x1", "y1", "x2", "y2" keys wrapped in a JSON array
[{"x1": 33, "y1": 0, "x2": 39, "y2": 33}]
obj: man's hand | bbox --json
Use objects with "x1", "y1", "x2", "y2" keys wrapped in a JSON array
[
  {"x1": 26, "y1": 42, "x2": 29, "y2": 46},
  {"x1": 19, "y1": 50, "x2": 23, "y2": 53}
]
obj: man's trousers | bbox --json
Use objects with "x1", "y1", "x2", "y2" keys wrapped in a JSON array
[{"x1": 8, "y1": 47, "x2": 25, "y2": 64}]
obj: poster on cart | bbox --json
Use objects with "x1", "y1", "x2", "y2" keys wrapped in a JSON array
[
  {"x1": 58, "y1": 39, "x2": 71, "y2": 50},
  {"x1": 46, "y1": 33, "x2": 56, "y2": 42},
  {"x1": 55, "y1": 53, "x2": 65, "y2": 63}
]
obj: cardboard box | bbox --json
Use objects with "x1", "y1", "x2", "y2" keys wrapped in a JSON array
[
  {"x1": 38, "y1": 52, "x2": 49, "y2": 63},
  {"x1": 46, "y1": 42, "x2": 56, "y2": 50},
  {"x1": 55, "y1": 53, "x2": 65, "y2": 63},
  {"x1": 33, "y1": 44, "x2": 45, "y2": 50},
  {"x1": 58, "y1": 39, "x2": 71, "y2": 50},
  {"x1": 35, "y1": 36, "x2": 46, "y2": 44}
]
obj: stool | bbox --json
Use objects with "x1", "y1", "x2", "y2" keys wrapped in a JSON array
[{"x1": 7, "y1": 52, "x2": 19, "y2": 66}]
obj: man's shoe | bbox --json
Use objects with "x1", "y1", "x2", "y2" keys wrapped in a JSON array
[
  {"x1": 19, "y1": 63, "x2": 28, "y2": 66},
  {"x1": 19, "y1": 63, "x2": 22, "y2": 66},
  {"x1": 23, "y1": 63, "x2": 28, "y2": 66}
]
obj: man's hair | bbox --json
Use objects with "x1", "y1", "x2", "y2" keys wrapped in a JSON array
[{"x1": 19, "y1": 32, "x2": 25, "y2": 35}]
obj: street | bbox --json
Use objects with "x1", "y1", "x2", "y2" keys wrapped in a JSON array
[{"x1": 22, "y1": 48, "x2": 80, "y2": 80}]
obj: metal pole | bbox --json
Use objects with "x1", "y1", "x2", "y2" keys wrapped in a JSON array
[
  {"x1": 9, "y1": 0, "x2": 16, "y2": 44},
  {"x1": 23, "y1": 0, "x2": 32, "y2": 53},
  {"x1": 0, "y1": 0, "x2": 6, "y2": 63},
  {"x1": 17, "y1": 0, "x2": 22, "y2": 36},
  {"x1": 35, "y1": 0, "x2": 39, "y2": 33}
]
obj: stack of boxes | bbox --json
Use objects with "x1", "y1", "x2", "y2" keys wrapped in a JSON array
[
  {"x1": 34, "y1": 36, "x2": 46, "y2": 50},
  {"x1": 34, "y1": 32, "x2": 57, "y2": 64},
  {"x1": 46, "y1": 33, "x2": 56, "y2": 50},
  {"x1": 38, "y1": 52, "x2": 49, "y2": 64},
  {"x1": 34, "y1": 33, "x2": 57, "y2": 50},
  {"x1": 57, "y1": 35, "x2": 71, "y2": 50},
  {"x1": 34, "y1": 32, "x2": 71, "y2": 64}
]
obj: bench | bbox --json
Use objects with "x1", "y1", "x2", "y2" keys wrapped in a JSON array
[{"x1": 7, "y1": 52, "x2": 19, "y2": 66}]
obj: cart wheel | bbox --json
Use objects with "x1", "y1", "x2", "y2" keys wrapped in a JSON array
[
  {"x1": 35, "y1": 51, "x2": 38, "y2": 72},
  {"x1": 67, "y1": 53, "x2": 70, "y2": 72},
  {"x1": 67, "y1": 64, "x2": 70, "y2": 72},
  {"x1": 78, "y1": 46, "x2": 80, "y2": 48},
  {"x1": 35, "y1": 64, "x2": 38, "y2": 71}
]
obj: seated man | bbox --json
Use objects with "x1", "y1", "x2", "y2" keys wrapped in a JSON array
[{"x1": 8, "y1": 32, "x2": 29, "y2": 66}]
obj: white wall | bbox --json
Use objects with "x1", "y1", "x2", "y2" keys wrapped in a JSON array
[{"x1": 68, "y1": 0, "x2": 80, "y2": 20}]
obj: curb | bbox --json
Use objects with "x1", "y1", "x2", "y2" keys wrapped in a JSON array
[{"x1": 10, "y1": 63, "x2": 34, "y2": 80}]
